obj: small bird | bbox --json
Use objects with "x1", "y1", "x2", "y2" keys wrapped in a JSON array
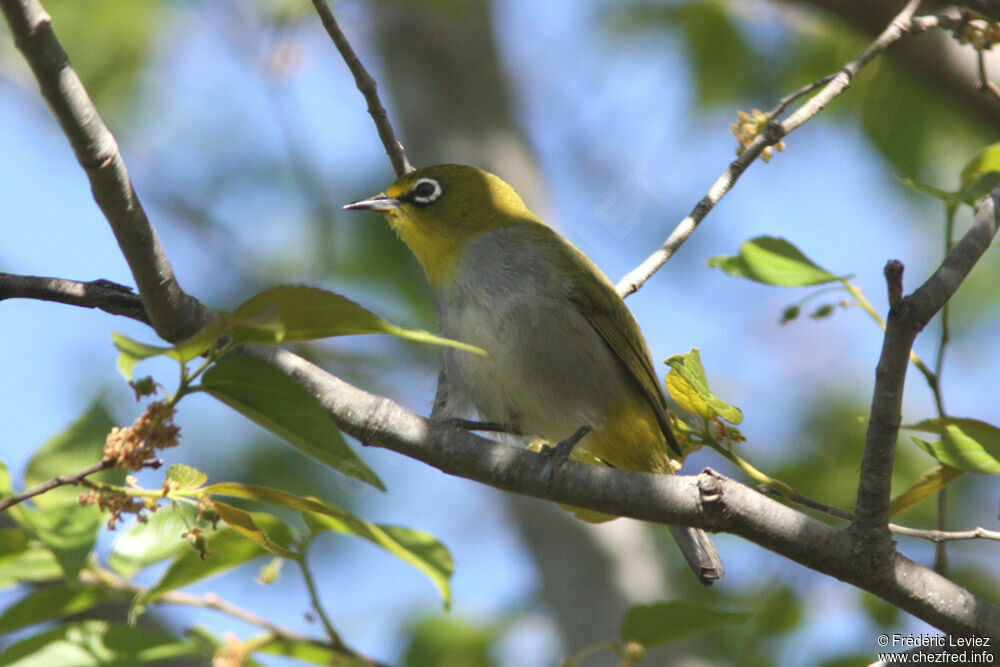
[{"x1": 345, "y1": 164, "x2": 723, "y2": 584}]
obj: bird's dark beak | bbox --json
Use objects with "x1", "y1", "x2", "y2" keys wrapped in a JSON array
[{"x1": 343, "y1": 194, "x2": 400, "y2": 212}]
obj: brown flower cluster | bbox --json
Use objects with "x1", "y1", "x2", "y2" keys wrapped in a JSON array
[
  {"x1": 78, "y1": 477, "x2": 157, "y2": 530},
  {"x1": 955, "y1": 17, "x2": 1000, "y2": 51},
  {"x1": 212, "y1": 633, "x2": 249, "y2": 667},
  {"x1": 731, "y1": 109, "x2": 784, "y2": 162},
  {"x1": 104, "y1": 401, "x2": 180, "y2": 471}
]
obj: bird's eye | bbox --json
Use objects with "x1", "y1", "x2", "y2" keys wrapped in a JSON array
[{"x1": 409, "y1": 178, "x2": 442, "y2": 206}]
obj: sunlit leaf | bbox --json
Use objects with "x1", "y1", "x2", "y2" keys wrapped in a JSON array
[
  {"x1": 621, "y1": 601, "x2": 750, "y2": 646},
  {"x1": 664, "y1": 349, "x2": 742, "y2": 424},
  {"x1": 212, "y1": 501, "x2": 297, "y2": 559},
  {"x1": 204, "y1": 482, "x2": 454, "y2": 608},
  {"x1": 164, "y1": 464, "x2": 208, "y2": 492},
  {"x1": 111, "y1": 331, "x2": 171, "y2": 381},
  {"x1": 257, "y1": 637, "x2": 371, "y2": 666},
  {"x1": 889, "y1": 464, "x2": 965, "y2": 516},
  {"x1": 906, "y1": 418, "x2": 1000, "y2": 474},
  {"x1": 0, "y1": 541, "x2": 63, "y2": 590},
  {"x1": 200, "y1": 355, "x2": 384, "y2": 490},
  {"x1": 706, "y1": 236, "x2": 843, "y2": 287},
  {"x1": 231, "y1": 285, "x2": 483, "y2": 355},
  {"x1": 142, "y1": 513, "x2": 293, "y2": 604},
  {"x1": 961, "y1": 142, "x2": 1000, "y2": 189}
]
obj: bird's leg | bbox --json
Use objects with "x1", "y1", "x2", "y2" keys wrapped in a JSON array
[{"x1": 539, "y1": 424, "x2": 592, "y2": 462}]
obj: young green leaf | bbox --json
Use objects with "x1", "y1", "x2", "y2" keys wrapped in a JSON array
[
  {"x1": 164, "y1": 464, "x2": 208, "y2": 492},
  {"x1": 257, "y1": 636, "x2": 370, "y2": 666},
  {"x1": 231, "y1": 285, "x2": 484, "y2": 355},
  {"x1": 905, "y1": 418, "x2": 1000, "y2": 475},
  {"x1": 706, "y1": 236, "x2": 842, "y2": 286},
  {"x1": 664, "y1": 349, "x2": 742, "y2": 424},
  {"x1": 961, "y1": 142, "x2": 1000, "y2": 189},
  {"x1": 0, "y1": 540, "x2": 63, "y2": 590},
  {"x1": 0, "y1": 583, "x2": 110, "y2": 634},
  {"x1": 111, "y1": 331, "x2": 172, "y2": 381},
  {"x1": 200, "y1": 355, "x2": 384, "y2": 490},
  {"x1": 621, "y1": 601, "x2": 749, "y2": 646},
  {"x1": 17, "y1": 503, "x2": 101, "y2": 581}
]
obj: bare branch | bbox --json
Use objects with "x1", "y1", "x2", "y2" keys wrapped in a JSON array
[
  {"x1": 310, "y1": 0, "x2": 414, "y2": 177},
  {"x1": 891, "y1": 525, "x2": 1000, "y2": 543},
  {"x1": 851, "y1": 190, "x2": 1000, "y2": 549},
  {"x1": 244, "y1": 344, "x2": 1000, "y2": 640},
  {"x1": 0, "y1": 459, "x2": 112, "y2": 512},
  {"x1": 0, "y1": 272, "x2": 149, "y2": 324},
  {"x1": 616, "y1": 0, "x2": 930, "y2": 297},
  {"x1": 0, "y1": 0, "x2": 210, "y2": 342}
]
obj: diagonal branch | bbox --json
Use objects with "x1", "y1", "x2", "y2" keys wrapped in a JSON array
[
  {"x1": 0, "y1": 272, "x2": 150, "y2": 324},
  {"x1": 616, "y1": 0, "x2": 932, "y2": 297},
  {"x1": 851, "y1": 189, "x2": 1000, "y2": 549},
  {"x1": 310, "y1": 0, "x2": 413, "y2": 177},
  {"x1": 0, "y1": 0, "x2": 210, "y2": 342},
  {"x1": 246, "y1": 345, "x2": 1000, "y2": 640}
]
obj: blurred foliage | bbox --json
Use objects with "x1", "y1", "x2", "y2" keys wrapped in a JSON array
[{"x1": 402, "y1": 614, "x2": 499, "y2": 667}]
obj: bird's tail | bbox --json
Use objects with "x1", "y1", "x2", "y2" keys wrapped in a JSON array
[{"x1": 668, "y1": 525, "x2": 724, "y2": 585}]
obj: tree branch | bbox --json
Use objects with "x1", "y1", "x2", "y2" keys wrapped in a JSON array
[
  {"x1": 310, "y1": 0, "x2": 413, "y2": 177},
  {"x1": 243, "y1": 345, "x2": 1000, "y2": 640},
  {"x1": 851, "y1": 190, "x2": 1000, "y2": 550},
  {"x1": 0, "y1": 459, "x2": 112, "y2": 512},
  {"x1": 0, "y1": 0, "x2": 210, "y2": 342},
  {"x1": 615, "y1": 0, "x2": 930, "y2": 297},
  {"x1": 0, "y1": 272, "x2": 150, "y2": 324}
]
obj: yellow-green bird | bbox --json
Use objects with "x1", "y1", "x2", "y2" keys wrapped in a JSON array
[{"x1": 345, "y1": 164, "x2": 723, "y2": 584}]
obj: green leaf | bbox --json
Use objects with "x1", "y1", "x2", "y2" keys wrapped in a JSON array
[
  {"x1": 961, "y1": 142, "x2": 1000, "y2": 189},
  {"x1": 204, "y1": 482, "x2": 454, "y2": 608},
  {"x1": 890, "y1": 464, "x2": 965, "y2": 516},
  {"x1": 621, "y1": 600, "x2": 750, "y2": 646},
  {"x1": 257, "y1": 636, "x2": 371, "y2": 666},
  {"x1": 0, "y1": 583, "x2": 110, "y2": 634},
  {"x1": 24, "y1": 402, "x2": 121, "y2": 508},
  {"x1": 231, "y1": 285, "x2": 484, "y2": 355},
  {"x1": 905, "y1": 418, "x2": 1000, "y2": 474},
  {"x1": 664, "y1": 349, "x2": 742, "y2": 424},
  {"x1": 0, "y1": 541, "x2": 63, "y2": 590},
  {"x1": 164, "y1": 464, "x2": 208, "y2": 492},
  {"x1": 0, "y1": 620, "x2": 204, "y2": 666},
  {"x1": 212, "y1": 501, "x2": 297, "y2": 559},
  {"x1": 706, "y1": 236, "x2": 842, "y2": 287},
  {"x1": 142, "y1": 513, "x2": 293, "y2": 604},
  {"x1": 0, "y1": 460, "x2": 10, "y2": 497},
  {"x1": 111, "y1": 331, "x2": 172, "y2": 381},
  {"x1": 108, "y1": 507, "x2": 197, "y2": 578},
  {"x1": 17, "y1": 503, "x2": 101, "y2": 581},
  {"x1": 200, "y1": 355, "x2": 384, "y2": 490},
  {"x1": 402, "y1": 615, "x2": 498, "y2": 667}
]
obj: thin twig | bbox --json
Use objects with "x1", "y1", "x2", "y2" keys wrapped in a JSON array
[
  {"x1": 310, "y1": 0, "x2": 413, "y2": 177},
  {"x1": 616, "y1": 0, "x2": 930, "y2": 297},
  {"x1": 0, "y1": 272, "x2": 150, "y2": 324},
  {"x1": 0, "y1": 459, "x2": 113, "y2": 512},
  {"x1": 0, "y1": 0, "x2": 210, "y2": 342},
  {"x1": 976, "y1": 47, "x2": 1000, "y2": 101},
  {"x1": 758, "y1": 485, "x2": 1000, "y2": 545},
  {"x1": 81, "y1": 567, "x2": 386, "y2": 666},
  {"x1": 297, "y1": 541, "x2": 345, "y2": 649}
]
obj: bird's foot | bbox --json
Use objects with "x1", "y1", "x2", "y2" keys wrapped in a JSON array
[{"x1": 537, "y1": 425, "x2": 592, "y2": 462}]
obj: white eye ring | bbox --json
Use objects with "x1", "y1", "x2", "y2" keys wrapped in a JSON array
[{"x1": 409, "y1": 178, "x2": 442, "y2": 205}]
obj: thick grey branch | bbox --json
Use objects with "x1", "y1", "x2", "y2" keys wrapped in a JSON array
[
  {"x1": 852, "y1": 190, "x2": 1000, "y2": 549},
  {"x1": 0, "y1": 0, "x2": 209, "y2": 342},
  {"x1": 245, "y1": 345, "x2": 1000, "y2": 641},
  {"x1": 0, "y1": 272, "x2": 149, "y2": 324}
]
